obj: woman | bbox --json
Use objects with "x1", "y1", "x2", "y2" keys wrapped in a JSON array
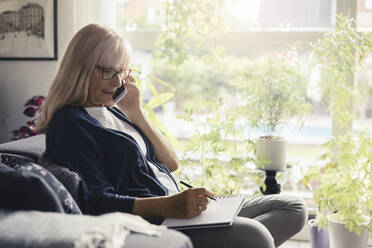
[{"x1": 36, "y1": 24, "x2": 307, "y2": 248}]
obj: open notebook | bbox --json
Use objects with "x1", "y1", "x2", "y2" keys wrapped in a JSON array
[{"x1": 162, "y1": 196, "x2": 245, "y2": 230}]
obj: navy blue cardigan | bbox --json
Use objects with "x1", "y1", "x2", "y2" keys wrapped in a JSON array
[{"x1": 45, "y1": 105, "x2": 179, "y2": 216}]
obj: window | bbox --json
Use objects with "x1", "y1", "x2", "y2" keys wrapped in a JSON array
[
  {"x1": 112, "y1": 0, "x2": 369, "y2": 208},
  {"x1": 356, "y1": 1, "x2": 372, "y2": 133},
  {"x1": 357, "y1": 0, "x2": 372, "y2": 31},
  {"x1": 115, "y1": 0, "x2": 336, "y2": 31},
  {"x1": 355, "y1": 56, "x2": 372, "y2": 125},
  {"x1": 354, "y1": 0, "x2": 372, "y2": 129},
  {"x1": 116, "y1": 0, "x2": 162, "y2": 30},
  {"x1": 226, "y1": 0, "x2": 335, "y2": 31}
]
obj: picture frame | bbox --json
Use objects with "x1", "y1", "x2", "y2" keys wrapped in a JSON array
[{"x1": 0, "y1": 0, "x2": 57, "y2": 60}]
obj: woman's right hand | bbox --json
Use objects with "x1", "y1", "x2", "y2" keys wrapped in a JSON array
[{"x1": 163, "y1": 188, "x2": 215, "y2": 218}]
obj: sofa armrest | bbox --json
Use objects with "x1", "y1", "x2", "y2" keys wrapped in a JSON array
[
  {"x1": 0, "y1": 210, "x2": 192, "y2": 248},
  {"x1": 0, "y1": 135, "x2": 46, "y2": 161}
]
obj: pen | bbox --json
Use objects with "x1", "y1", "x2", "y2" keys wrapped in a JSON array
[{"x1": 180, "y1": 181, "x2": 217, "y2": 201}]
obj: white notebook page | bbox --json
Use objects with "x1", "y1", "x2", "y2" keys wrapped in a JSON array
[{"x1": 162, "y1": 196, "x2": 245, "y2": 230}]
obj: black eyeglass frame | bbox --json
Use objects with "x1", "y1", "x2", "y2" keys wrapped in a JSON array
[{"x1": 96, "y1": 65, "x2": 132, "y2": 80}]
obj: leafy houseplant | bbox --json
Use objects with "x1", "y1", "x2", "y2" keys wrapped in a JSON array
[
  {"x1": 303, "y1": 131, "x2": 372, "y2": 247},
  {"x1": 311, "y1": 16, "x2": 372, "y2": 133},
  {"x1": 302, "y1": 16, "x2": 372, "y2": 248},
  {"x1": 230, "y1": 52, "x2": 312, "y2": 171},
  {"x1": 176, "y1": 97, "x2": 263, "y2": 196},
  {"x1": 12, "y1": 95, "x2": 45, "y2": 140},
  {"x1": 132, "y1": 67, "x2": 178, "y2": 145}
]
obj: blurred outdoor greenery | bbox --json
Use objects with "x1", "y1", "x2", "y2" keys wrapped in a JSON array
[{"x1": 116, "y1": 1, "x2": 372, "y2": 199}]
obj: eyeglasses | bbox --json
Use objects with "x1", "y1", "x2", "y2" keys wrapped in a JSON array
[{"x1": 96, "y1": 66, "x2": 132, "y2": 80}]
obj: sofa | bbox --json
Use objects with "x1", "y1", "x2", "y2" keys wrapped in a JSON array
[{"x1": 0, "y1": 135, "x2": 192, "y2": 248}]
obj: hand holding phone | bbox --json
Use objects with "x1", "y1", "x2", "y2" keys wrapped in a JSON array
[{"x1": 112, "y1": 80, "x2": 127, "y2": 103}]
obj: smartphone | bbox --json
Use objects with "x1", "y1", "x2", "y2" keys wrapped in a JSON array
[{"x1": 112, "y1": 80, "x2": 127, "y2": 103}]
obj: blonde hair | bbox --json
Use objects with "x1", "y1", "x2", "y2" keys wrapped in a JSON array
[{"x1": 35, "y1": 24, "x2": 131, "y2": 133}]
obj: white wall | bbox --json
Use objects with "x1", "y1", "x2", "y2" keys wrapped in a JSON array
[
  {"x1": 0, "y1": 0, "x2": 76, "y2": 143},
  {"x1": 0, "y1": 0, "x2": 115, "y2": 143}
]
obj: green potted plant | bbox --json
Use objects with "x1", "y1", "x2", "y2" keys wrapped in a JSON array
[
  {"x1": 230, "y1": 51, "x2": 312, "y2": 171},
  {"x1": 176, "y1": 97, "x2": 262, "y2": 196},
  {"x1": 302, "y1": 15, "x2": 372, "y2": 248},
  {"x1": 304, "y1": 131, "x2": 372, "y2": 248},
  {"x1": 311, "y1": 16, "x2": 372, "y2": 135}
]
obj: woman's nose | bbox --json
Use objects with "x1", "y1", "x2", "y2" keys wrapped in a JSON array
[{"x1": 111, "y1": 73, "x2": 122, "y2": 87}]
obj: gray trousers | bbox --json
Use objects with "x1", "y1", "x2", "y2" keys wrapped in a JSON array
[{"x1": 182, "y1": 194, "x2": 308, "y2": 248}]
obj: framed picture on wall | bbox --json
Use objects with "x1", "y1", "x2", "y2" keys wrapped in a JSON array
[{"x1": 0, "y1": 0, "x2": 57, "y2": 60}]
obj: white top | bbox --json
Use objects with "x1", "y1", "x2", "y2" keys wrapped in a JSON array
[{"x1": 85, "y1": 107, "x2": 179, "y2": 195}]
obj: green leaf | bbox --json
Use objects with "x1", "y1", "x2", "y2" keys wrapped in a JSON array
[
  {"x1": 144, "y1": 79, "x2": 159, "y2": 96},
  {"x1": 142, "y1": 103, "x2": 178, "y2": 147},
  {"x1": 147, "y1": 93, "x2": 175, "y2": 109},
  {"x1": 146, "y1": 74, "x2": 176, "y2": 91}
]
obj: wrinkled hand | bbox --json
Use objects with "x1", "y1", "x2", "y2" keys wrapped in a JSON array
[
  {"x1": 116, "y1": 75, "x2": 142, "y2": 117},
  {"x1": 165, "y1": 188, "x2": 214, "y2": 218}
]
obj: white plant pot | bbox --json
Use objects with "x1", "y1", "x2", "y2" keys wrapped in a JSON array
[
  {"x1": 327, "y1": 214, "x2": 369, "y2": 248},
  {"x1": 255, "y1": 136, "x2": 287, "y2": 171}
]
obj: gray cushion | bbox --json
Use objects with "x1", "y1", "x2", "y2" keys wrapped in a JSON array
[
  {"x1": 0, "y1": 210, "x2": 193, "y2": 248},
  {"x1": 1, "y1": 154, "x2": 81, "y2": 215},
  {"x1": 0, "y1": 162, "x2": 64, "y2": 213},
  {"x1": 0, "y1": 135, "x2": 46, "y2": 161},
  {"x1": 38, "y1": 153, "x2": 82, "y2": 208}
]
